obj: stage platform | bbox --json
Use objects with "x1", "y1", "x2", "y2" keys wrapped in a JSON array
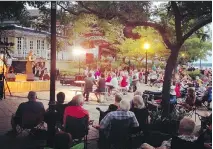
[{"x1": 5, "y1": 81, "x2": 50, "y2": 93}]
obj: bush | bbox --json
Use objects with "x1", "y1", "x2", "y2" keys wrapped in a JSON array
[{"x1": 187, "y1": 70, "x2": 201, "y2": 80}]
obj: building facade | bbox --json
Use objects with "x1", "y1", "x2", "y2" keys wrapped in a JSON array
[{"x1": 0, "y1": 25, "x2": 68, "y2": 60}]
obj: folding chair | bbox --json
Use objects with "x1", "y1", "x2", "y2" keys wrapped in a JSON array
[
  {"x1": 65, "y1": 115, "x2": 89, "y2": 149},
  {"x1": 16, "y1": 112, "x2": 45, "y2": 136}
]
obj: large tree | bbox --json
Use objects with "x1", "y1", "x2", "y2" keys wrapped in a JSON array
[{"x1": 57, "y1": 1, "x2": 212, "y2": 116}]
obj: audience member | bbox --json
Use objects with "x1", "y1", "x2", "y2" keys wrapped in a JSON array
[
  {"x1": 63, "y1": 94, "x2": 89, "y2": 126},
  {"x1": 130, "y1": 95, "x2": 149, "y2": 132},
  {"x1": 93, "y1": 99, "x2": 139, "y2": 137},
  {"x1": 10, "y1": 91, "x2": 45, "y2": 134},
  {"x1": 140, "y1": 118, "x2": 197, "y2": 149}
]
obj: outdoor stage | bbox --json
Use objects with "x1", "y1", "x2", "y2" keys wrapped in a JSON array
[{"x1": 5, "y1": 74, "x2": 50, "y2": 93}]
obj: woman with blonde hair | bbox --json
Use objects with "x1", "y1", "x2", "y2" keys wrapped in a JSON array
[{"x1": 130, "y1": 95, "x2": 149, "y2": 132}]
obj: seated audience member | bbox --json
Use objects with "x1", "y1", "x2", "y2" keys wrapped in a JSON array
[
  {"x1": 130, "y1": 95, "x2": 149, "y2": 132},
  {"x1": 141, "y1": 118, "x2": 197, "y2": 149},
  {"x1": 63, "y1": 94, "x2": 89, "y2": 126},
  {"x1": 83, "y1": 72, "x2": 96, "y2": 101},
  {"x1": 95, "y1": 73, "x2": 106, "y2": 101},
  {"x1": 10, "y1": 91, "x2": 45, "y2": 134},
  {"x1": 44, "y1": 92, "x2": 67, "y2": 129},
  {"x1": 93, "y1": 99, "x2": 139, "y2": 137},
  {"x1": 55, "y1": 92, "x2": 67, "y2": 124},
  {"x1": 182, "y1": 87, "x2": 196, "y2": 110},
  {"x1": 130, "y1": 91, "x2": 143, "y2": 108},
  {"x1": 97, "y1": 94, "x2": 122, "y2": 123}
]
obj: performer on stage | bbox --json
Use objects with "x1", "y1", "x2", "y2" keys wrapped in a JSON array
[{"x1": 26, "y1": 50, "x2": 34, "y2": 74}]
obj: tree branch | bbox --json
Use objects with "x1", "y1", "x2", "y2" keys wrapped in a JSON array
[
  {"x1": 171, "y1": 1, "x2": 183, "y2": 44},
  {"x1": 58, "y1": 2, "x2": 89, "y2": 15},
  {"x1": 182, "y1": 15, "x2": 212, "y2": 43}
]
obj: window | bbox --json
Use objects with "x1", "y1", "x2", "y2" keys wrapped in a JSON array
[
  {"x1": 23, "y1": 38, "x2": 27, "y2": 55},
  {"x1": 3, "y1": 37, "x2": 8, "y2": 43},
  {"x1": 37, "y1": 40, "x2": 40, "y2": 54},
  {"x1": 30, "y1": 41, "x2": 33, "y2": 49},
  {"x1": 17, "y1": 37, "x2": 22, "y2": 54},
  {"x1": 41, "y1": 40, "x2": 44, "y2": 50}
]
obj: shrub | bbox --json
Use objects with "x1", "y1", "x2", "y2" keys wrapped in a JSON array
[{"x1": 187, "y1": 70, "x2": 201, "y2": 80}]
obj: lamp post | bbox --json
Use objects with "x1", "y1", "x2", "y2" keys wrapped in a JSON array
[{"x1": 144, "y1": 43, "x2": 150, "y2": 84}]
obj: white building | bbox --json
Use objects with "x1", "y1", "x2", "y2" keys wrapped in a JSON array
[{"x1": 0, "y1": 24, "x2": 68, "y2": 60}]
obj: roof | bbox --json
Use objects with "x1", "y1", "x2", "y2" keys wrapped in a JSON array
[{"x1": 0, "y1": 24, "x2": 68, "y2": 38}]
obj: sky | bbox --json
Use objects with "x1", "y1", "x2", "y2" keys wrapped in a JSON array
[{"x1": 195, "y1": 55, "x2": 212, "y2": 63}]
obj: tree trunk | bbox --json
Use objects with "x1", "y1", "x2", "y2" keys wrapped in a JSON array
[{"x1": 161, "y1": 47, "x2": 180, "y2": 117}]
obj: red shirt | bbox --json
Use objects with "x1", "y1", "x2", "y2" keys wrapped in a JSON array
[
  {"x1": 63, "y1": 106, "x2": 89, "y2": 125},
  {"x1": 121, "y1": 76, "x2": 128, "y2": 87},
  {"x1": 175, "y1": 84, "x2": 181, "y2": 98}
]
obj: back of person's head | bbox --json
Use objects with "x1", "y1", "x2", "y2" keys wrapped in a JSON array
[
  {"x1": 88, "y1": 73, "x2": 92, "y2": 77},
  {"x1": 178, "y1": 118, "x2": 195, "y2": 135},
  {"x1": 57, "y1": 92, "x2": 65, "y2": 104},
  {"x1": 187, "y1": 87, "x2": 195, "y2": 96},
  {"x1": 133, "y1": 95, "x2": 145, "y2": 109},
  {"x1": 101, "y1": 73, "x2": 105, "y2": 78},
  {"x1": 119, "y1": 99, "x2": 130, "y2": 111},
  {"x1": 54, "y1": 132, "x2": 72, "y2": 149},
  {"x1": 114, "y1": 94, "x2": 122, "y2": 103},
  {"x1": 70, "y1": 94, "x2": 84, "y2": 106},
  {"x1": 28, "y1": 91, "x2": 37, "y2": 101},
  {"x1": 134, "y1": 91, "x2": 142, "y2": 96}
]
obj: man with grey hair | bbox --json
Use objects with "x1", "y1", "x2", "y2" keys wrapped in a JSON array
[
  {"x1": 10, "y1": 91, "x2": 45, "y2": 134},
  {"x1": 140, "y1": 118, "x2": 197, "y2": 149},
  {"x1": 63, "y1": 94, "x2": 89, "y2": 125},
  {"x1": 94, "y1": 99, "x2": 139, "y2": 137}
]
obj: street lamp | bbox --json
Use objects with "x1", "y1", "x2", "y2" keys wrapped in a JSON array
[
  {"x1": 72, "y1": 47, "x2": 86, "y2": 74},
  {"x1": 144, "y1": 43, "x2": 150, "y2": 84}
]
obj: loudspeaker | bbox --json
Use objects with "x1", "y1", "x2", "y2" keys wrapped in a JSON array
[
  {"x1": 86, "y1": 53, "x2": 94, "y2": 64},
  {"x1": 26, "y1": 73, "x2": 35, "y2": 81}
]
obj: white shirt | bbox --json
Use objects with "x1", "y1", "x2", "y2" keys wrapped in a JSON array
[{"x1": 110, "y1": 77, "x2": 119, "y2": 88}]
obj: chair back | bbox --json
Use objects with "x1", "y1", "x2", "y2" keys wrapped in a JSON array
[
  {"x1": 171, "y1": 136, "x2": 204, "y2": 149},
  {"x1": 144, "y1": 131, "x2": 172, "y2": 147},
  {"x1": 65, "y1": 115, "x2": 89, "y2": 139},
  {"x1": 109, "y1": 118, "x2": 132, "y2": 143},
  {"x1": 21, "y1": 111, "x2": 44, "y2": 129}
]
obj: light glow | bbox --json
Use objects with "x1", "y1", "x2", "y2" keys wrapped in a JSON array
[
  {"x1": 144, "y1": 43, "x2": 150, "y2": 50},
  {"x1": 72, "y1": 46, "x2": 86, "y2": 56}
]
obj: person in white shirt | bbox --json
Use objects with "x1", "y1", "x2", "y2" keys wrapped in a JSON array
[{"x1": 108, "y1": 73, "x2": 118, "y2": 95}]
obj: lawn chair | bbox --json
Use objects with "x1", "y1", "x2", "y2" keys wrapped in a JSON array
[
  {"x1": 107, "y1": 118, "x2": 133, "y2": 149},
  {"x1": 16, "y1": 112, "x2": 45, "y2": 136},
  {"x1": 65, "y1": 115, "x2": 89, "y2": 149},
  {"x1": 171, "y1": 135, "x2": 204, "y2": 149}
]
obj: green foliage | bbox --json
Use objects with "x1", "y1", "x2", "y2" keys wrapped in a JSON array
[
  {"x1": 180, "y1": 35, "x2": 212, "y2": 62},
  {"x1": 187, "y1": 70, "x2": 201, "y2": 80},
  {"x1": 118, "y1": 27, "x2": 170, "y2": 61}
]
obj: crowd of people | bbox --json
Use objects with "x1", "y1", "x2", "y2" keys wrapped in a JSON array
[
  {"x1": 8, "y1": 90, "x2": 212, "y2": 149},
  {"x1": 6, "y1": 65, "x2": 212, "y2": 149}
]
